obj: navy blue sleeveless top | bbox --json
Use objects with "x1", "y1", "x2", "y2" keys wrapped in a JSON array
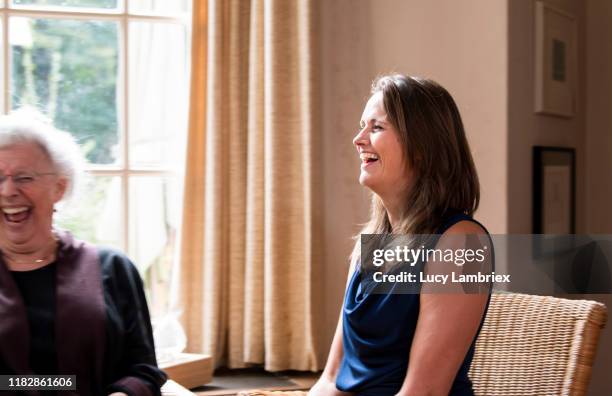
[{"x1": 336, "y1": 213, "x2": 493, "y2": 396}]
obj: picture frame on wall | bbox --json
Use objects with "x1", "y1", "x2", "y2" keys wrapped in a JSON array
[
  {"x1": 533, "y1": 146, "x2": 575, "y2": 234},
  {"x1": 534, "y1": 1, "x2": 577, "y2": 118}
]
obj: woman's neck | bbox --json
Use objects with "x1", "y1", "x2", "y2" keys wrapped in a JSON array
[
  {"x1": 382, "y1": 198, "x2": 404, "y2": 233},
  {"x1": 2, "y1": 232, "x2": 59, "y2": 271},
  {"x1": 378, "y1": 182, "x2": 412, "y2": 233}
]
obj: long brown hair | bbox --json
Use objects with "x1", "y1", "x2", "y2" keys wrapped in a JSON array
[{"x1": 351, "y1": 75, "x2": 479, "y2": 264}]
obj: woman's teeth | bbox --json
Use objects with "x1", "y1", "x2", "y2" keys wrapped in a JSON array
[
  {"x1": 3, "y1": 207, "x2": 29, "y2": 215},
  {"x1": 2, "y1": 207, "x2": 30, "y2": 223},
  {"x1": 360, "y1": 152, "x2": 379, "y2": 163}
]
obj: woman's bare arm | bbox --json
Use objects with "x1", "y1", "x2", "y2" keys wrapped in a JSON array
[
  {"x1": 309, "y1": 264, "x2": 356, "y2": 396},
  {"x1": 317, "y1": 314, "x2": 345, "y2": 381},
  {"x1": 396, "y1": 221, "x2": 489, "y2": 396}
]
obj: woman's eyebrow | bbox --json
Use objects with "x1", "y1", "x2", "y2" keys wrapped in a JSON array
[
  {"x1": 371, "y1": 118, "x2": 389, "y2": 125},
  {"x1": 1, "y1": 167, "x2": 31, "y2": 174},
  {"x1": 361, "y1": 118, "x2": 388, "y2": 126}
]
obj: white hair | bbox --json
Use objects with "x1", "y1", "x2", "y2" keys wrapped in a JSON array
[{"x1": 0, "y1": 107, "x2": 85, "y2": 201}]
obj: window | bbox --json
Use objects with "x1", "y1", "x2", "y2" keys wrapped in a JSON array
[{"x1": 4, "y1": 0, "x2": 192, "y2": 316}]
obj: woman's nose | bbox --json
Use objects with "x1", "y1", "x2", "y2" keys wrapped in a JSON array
[
  {"x1": 353, "y1": 127, "x2": 369, "y2": 147},
  {"x1": 0, "y1": 176, "x2": 19, "y2": 197}
]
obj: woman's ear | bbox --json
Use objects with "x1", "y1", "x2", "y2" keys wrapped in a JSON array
[{"x1": 53, "y1": 177, "x2": 68, "y2": 203}]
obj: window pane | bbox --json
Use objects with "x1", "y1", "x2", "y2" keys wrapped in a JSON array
[
  {"x1": 55, "y1": 175, "x2": 123, "y2": 249},
  {"x1": 129, "y1": 0, "x2": 190, "y2": 15},
  {"x1": 128, "y1": 21, "x2": 188, "y2": 169},
  {"x1": 11, "y1": 0, "x2": 117, "y2": 9},
  {"x1": 129, "y1": 176, "x2": 182, "y2": 315},
  {"x1": 10, "y1": 17, "x2": 120, "y2": 165}
]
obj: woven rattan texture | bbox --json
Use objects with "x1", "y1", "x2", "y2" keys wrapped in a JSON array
[{"x1": 468, "y1": 293, "x2": 606, "y2": 396}]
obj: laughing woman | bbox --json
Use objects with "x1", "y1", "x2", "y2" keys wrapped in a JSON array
[
  {"x1": 310, "y1": 75, "x2": 492, "y2": 396},
  {"x1": 0, "y1": 110, "x2": 166, "y2": 396}
]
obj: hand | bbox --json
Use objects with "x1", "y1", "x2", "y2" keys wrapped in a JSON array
[{"x1": 308, "y1": 376, "x2": 353, "y2": 396}]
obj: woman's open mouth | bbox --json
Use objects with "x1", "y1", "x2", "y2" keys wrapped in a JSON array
[
  {"x1": 360, "y1": 152, "x2": 379, "y2": 167},
  {"x1": 2, "y1": 207, "x2": 31, "y2": 224}
]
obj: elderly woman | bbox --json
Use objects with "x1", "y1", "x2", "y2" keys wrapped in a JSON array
[
  {"x1": 0, "y1": 110, "x2": 166, "y2": 395},
  {"x1": 310, "y1": 75, "x2": 493, "y2": 396}
]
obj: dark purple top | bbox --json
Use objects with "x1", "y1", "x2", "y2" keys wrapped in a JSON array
[{"x1": 0, "y1": 231, "x2": 166, "y2": 396}]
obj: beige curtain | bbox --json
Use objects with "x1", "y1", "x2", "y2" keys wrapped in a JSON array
[{"x1": 178, "y1": 0, "x2": 320, "y2": 371}]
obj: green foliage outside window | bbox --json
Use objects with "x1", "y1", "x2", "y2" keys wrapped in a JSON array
[{"x1": 11, "y1": 17, "x2": 119, "y2": 165}]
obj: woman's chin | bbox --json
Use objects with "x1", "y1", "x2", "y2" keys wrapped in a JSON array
[
  {"x1": 358, "y1": 175, "x2": 379, "y2": 193},
  {"x1": 1, "y1": 225, "x2": 35, "y2": 247},
  {"x1": 358, "y1": 174, "x2": 370, "y2": 187},
  {"x1": 3, "y1": 233, "x2": 31, "y2": 247}
]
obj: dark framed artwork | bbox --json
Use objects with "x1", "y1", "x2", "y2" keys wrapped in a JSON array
[{"x1": 533, "y1": 146, "x2": 575, "y2": 234}]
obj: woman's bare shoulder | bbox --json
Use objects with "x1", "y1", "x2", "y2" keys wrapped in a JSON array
[{"x1": 443, "y1": 219, "x2": 487, "y2": 235}]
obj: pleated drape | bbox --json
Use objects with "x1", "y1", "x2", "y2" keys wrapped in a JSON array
[{"x1": 178, "y1": 0, "x2": 320, "y2": 371}]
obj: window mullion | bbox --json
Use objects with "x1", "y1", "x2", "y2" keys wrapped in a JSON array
[
  {"x1": 5, "y1": 8, "x2": 185, "y2": 23},
  {"x1": 121, "y1": 4, "x2": 129, "y2": 254},
  {"x1": 2, "y1": 12, "x2": 9, "y2": 114}
]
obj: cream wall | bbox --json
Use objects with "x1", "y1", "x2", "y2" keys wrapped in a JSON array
[
  {"x1": 586, "y1": 1, "x2": 612, "y2": 233},
  {"x1": 318, "y1": 0, "x2": 373, "y2": 363},
  {"x1": 584, "y1": 0, "x2": 612, "y2": 394},
  {"x1": 507, "y1": 0, "x2": 586, "y2": 234},
  {"x1": 507, "y1": 1, "x2": 611, "y2": 393},
  {"x1": 367, "y1": 0, "x2": 508, "y2": 234}
]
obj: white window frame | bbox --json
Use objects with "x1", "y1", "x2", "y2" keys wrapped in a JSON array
[{"x1": 1, "y1": 0, "x2": 191, "y2": 258}]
